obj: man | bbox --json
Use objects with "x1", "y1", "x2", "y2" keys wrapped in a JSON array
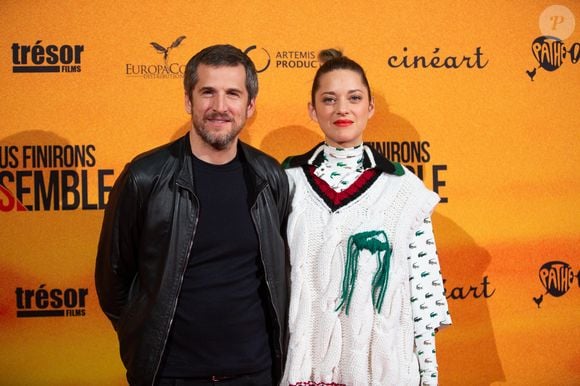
[{"x1": 95, "y1": 44, "x2": 289, "y2": 386}]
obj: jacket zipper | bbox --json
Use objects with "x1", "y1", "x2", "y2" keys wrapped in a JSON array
[{"x1": 151, "y1": 188, "x2": 199, "y2": 384}]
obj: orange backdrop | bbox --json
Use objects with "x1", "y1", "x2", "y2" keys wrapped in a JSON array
[{"x1": 1, "y1": 1, "x2": 579, "y2": 385}]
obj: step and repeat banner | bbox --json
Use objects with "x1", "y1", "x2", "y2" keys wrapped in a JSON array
[{"x1": 1, "y1": 1, "x2": 579, "y2": 385}]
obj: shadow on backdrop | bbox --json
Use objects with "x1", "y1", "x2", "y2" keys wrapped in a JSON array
[
  {"x1": 368, "y1": 93, "x2": 505, "y2": 385},
  {"x1": 261, "y1": 125, "x2": 323, "y2": 162},
  {"x1": 1, "y1": 130, "x2": 72, "y2": 211},
  {"x1": 0, "y1": 129, "x2": 102, "y2": 323}
]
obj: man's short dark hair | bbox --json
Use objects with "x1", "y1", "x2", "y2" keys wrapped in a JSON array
[{"x1": 184, "y1": 44, "x2": 258, "y2": 104}]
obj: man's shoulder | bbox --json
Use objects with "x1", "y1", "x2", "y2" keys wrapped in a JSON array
[
  {"x1": 128, "y1": 136, "x2": 185, "y2": 174},
  {"x1": 119, "y1": 136, "x2": 187, "y2": 194},
  {"x1": 240, "y1": 142, "x2": 279, "y2": 164},
  {"x1": 239, "y1": 142, "x2": 288, "y2": 196},
  {"x1": 240, "y1": 141, "x2": 283, "y2": 173}
]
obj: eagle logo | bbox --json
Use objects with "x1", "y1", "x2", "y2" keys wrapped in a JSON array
[{"x1": 150, "y1": 36, "x2": 186, "y2": 63}]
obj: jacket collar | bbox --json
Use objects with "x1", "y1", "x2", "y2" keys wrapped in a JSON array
[
  {"x1": 175, "y1": 134, "x2": 194, "y2": 192},
  {"x1": 282, "y1": 142, "x2": 404, "y2": 176}
]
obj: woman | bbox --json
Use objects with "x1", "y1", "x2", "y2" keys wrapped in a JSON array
[{"x1": 281, "y1": 49, "x2": 451, "y2": 386}]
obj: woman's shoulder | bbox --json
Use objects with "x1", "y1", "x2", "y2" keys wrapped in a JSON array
[{"x1": 281, "y1": 142, "x2": 325, "y2": 170}]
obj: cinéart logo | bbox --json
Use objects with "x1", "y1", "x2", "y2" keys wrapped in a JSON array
[
  {"x1": 11, "y1": 40, "x2": 84, "y2": 73},
  {"x1": 443, "y1": 276, "x2": 496, "y2": 300},
  {"x1": 385, "y1": 47, "x2": 488, "y2": 70},
  {"x1": 125, "y1": 35, "x2": 187, "y2": 79},
  {"x1": 15, "y1": 284, "x2": 88, "y2": 318}
]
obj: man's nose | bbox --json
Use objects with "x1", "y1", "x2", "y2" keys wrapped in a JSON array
[{"x1": 212, "y1": 94, "x2": 227, "y2": 112}]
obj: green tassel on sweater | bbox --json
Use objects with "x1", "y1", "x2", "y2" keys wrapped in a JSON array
[{"x1": 336, "y1": 230, "x2": 392, "y2": 315}]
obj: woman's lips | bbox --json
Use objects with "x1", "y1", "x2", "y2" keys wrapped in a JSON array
[{"x1": 333, "y1": 119, "x2": 353, "y2": 127}]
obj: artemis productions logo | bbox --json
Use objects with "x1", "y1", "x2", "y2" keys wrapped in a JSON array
[
  {"x1": 15, "y1": 284, "x2": 88, "y2": 318},
  {"x1": 243, "y1": 46, "x2": 318, "y2": 73},
  {"x1": 526, "y1": 5, "x2": 578, "y2": 81},
  {"x1": 125, "y1": 35, "x2": 187, "y2": 79},
  {"x1": 11, "y1": 41, "x2": 84, "y2": 73},
  {"x1": 533, "y1": 260, "x2": 578, "y2": 308},
  {"x1": 244, "y1": 45, "x2": 271, "y2": 73}
]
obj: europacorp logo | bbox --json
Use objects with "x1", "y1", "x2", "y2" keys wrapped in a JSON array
[
  {"x1": 125, "y1": 36, "x2": 187, "y2": 79},
  {"x1": 526, "y1": 5, "x2": 578, "y2": 81}
]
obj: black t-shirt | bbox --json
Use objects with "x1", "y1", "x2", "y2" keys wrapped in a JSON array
[{"x1": 159, "y1": 153, "x2": 272, "y2": 377}]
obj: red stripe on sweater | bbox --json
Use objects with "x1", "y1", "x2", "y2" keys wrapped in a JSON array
[{"x1": 308, "y1": 166, "x2": 379, "y2": 206}]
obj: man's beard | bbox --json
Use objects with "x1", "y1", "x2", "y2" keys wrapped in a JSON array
[{"x1": 193, "y1": 112, "x2": 244, "y2": 150}]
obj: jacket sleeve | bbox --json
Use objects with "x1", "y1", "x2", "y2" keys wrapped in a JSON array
[{"x1": 94, "y1": 165, "x2": 141, "y2": 330}]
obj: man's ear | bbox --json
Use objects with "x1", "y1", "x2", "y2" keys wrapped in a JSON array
[
  {"x1": 246, "y1": 98, "x2": 256, "y2": 118},
  {"x1": 308, "y1": 102, "x2": 319, "y2": 123},
  {"x1": 184, "y1": 91, "x2": 192, "y2": 114}
]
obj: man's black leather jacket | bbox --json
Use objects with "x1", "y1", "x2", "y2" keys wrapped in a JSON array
[{"x1": 95, "y1": 134, "x2": 289, "y2": 385}]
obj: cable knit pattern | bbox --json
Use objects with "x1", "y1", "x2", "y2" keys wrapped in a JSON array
[{"x1": 283, "y1": 159, "x2": 450, "y2": 386}]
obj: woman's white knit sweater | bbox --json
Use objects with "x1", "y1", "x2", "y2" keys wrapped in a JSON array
[{"x1": 282, "y1": 144, "x2": 451, "y2": 386}]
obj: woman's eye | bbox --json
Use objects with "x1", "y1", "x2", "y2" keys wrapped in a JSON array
[
  {"x1": 322, "y1": 97, "x2": 335, "y2": 104},
  {"x1": 350, "y1": 95, "x2": 363, "y2": 102}
]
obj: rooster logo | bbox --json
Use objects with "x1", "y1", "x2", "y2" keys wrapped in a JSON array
[
  {"x1": 526, "y1": 67, "x2": 537, "y2": 81},
  {"x1": 533, "y1": 294, "x2": 543, "y2": 308},
  {"x1": 150, "y1": 36, "x2": 186, "y2": 63}
]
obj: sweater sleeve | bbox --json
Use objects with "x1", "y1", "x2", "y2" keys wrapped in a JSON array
[{"x1": 408, "y1": 216, "x2": 451, "y2": 385}]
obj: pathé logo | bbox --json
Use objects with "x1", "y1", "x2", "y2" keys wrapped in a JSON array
[
  {"x1": 533, "y1": 260, "x2": 578, "y2": 308},
  {"x1": 526, "y1": 5, "x2": 578, "y2": 81},
  {"x1": 531, "y1": 36, "x2": 567, "y2": 72}
]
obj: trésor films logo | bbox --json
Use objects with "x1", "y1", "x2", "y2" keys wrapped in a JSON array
[{"x1": 12, "y1": 41, "x2": 84, "y2": 73}]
